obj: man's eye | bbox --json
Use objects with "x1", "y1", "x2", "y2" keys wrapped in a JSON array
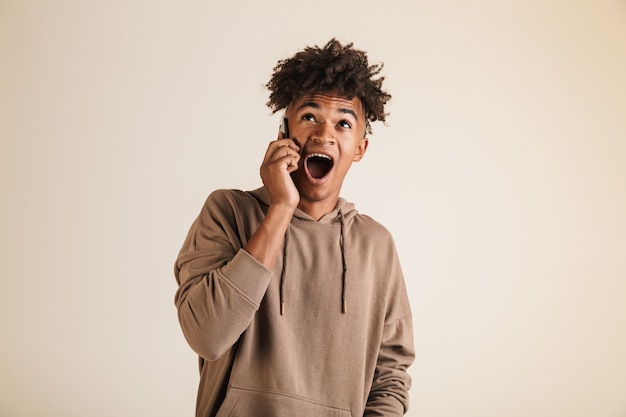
[
  {"x1": 338, "y1": 120, "x2": 352, "y2": 129},
  {"x1": 302, "y1": 114, "x2": 316, "y2": 122}
]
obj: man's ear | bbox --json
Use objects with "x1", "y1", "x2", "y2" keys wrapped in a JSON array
[{"x1": 354, "y1": 137, "x2": 369, "y2": 162}]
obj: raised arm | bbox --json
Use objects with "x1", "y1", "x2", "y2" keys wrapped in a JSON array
[
  {"x1": 243, "y1": 133, "x2": 300, "y2": 269},
  {"x1": 174, "y1": 133, "x2": 301, "y2": 360}
]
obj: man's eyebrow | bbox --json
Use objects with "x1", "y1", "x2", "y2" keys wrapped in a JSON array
[
  {"x1": 296, "y1": 101, "x2": 320, "y2": 111},
  {"x1": 338, "y1": 108, "x2": 358, "y2": 121},
  {"x1": 296, "y1": 102, "x2": 359, "y2": 121}
]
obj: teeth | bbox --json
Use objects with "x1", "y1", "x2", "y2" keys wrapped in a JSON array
[{"x1": 308, "y1": 153, "x2": 332, "y2": 160}]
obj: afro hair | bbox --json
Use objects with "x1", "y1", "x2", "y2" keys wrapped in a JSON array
[{"x1": 266, "y1": 38, "x2": 391, "y2": 134}]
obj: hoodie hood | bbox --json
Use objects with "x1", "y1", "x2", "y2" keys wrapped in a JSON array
[
  {"x1": 248, "y1": 186, "x2": 358, "y2": 314},
  {"x1": 248, "y1": 186, "x2": 359, "y2": 225}
]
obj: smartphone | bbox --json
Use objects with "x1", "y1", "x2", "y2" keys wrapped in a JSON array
[{"x1": 280, "y1": 117, "x2": 290, "y2": 138}]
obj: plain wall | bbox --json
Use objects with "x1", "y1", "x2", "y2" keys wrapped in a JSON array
[{"x1": 1, "y1": 1, "x2": 625, "y2": 416}]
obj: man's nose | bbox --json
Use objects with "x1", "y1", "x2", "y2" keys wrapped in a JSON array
[{"x1": 311, "y1": 121, "x2": 336, "y2": 145}]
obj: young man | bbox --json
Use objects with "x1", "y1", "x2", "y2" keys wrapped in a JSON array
[{"x1": 174, "y1": 39, "x2": 414, "y2": 417}]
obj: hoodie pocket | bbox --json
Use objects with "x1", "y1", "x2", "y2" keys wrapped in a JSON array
[{"x1": 215, "y1": 385, "x2": 352, "y2": 417}]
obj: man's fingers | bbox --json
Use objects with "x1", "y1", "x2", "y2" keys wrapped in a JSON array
[
  {"x1": 277, "y1": 139, "x2": 300, "y2": 153},
  {"x1": 280, "y1": 149, "x2": 300, "y2": 170},
  {"x1": 265, "y1": 139, "x2": 300, "y2": 163}
]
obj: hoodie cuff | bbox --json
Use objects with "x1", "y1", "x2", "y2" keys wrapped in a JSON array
[{"x1": 220, "y1": 249, "x2": 273, "y2": 306}]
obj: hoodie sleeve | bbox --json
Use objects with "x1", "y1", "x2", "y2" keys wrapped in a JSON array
[
  {"x1": 174, "y1": 190, "x2": 273, "y2": 361},
  {"x1": 364, "y1": 314, "x2": 414, "y2": 416},
  {"x1": 364, "y1": 241, "x2": 415, "y2": 417}
]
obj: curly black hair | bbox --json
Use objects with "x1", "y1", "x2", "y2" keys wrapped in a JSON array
[{"x1": 266, "y1": 38, "x2": 391, "y2": 134}]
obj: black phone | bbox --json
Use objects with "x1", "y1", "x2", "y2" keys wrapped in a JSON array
[{"x1": 281, "y1": 117, "x2": 290, "y2": 138}]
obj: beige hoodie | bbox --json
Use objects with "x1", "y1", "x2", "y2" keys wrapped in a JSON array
[{"x1": 175, "y1": 187, "x2": 414, "y2": 417}]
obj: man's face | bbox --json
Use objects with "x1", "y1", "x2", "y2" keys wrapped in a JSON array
[{"x1": 285, "y1": 92, "x2": 368, "y2": 216}]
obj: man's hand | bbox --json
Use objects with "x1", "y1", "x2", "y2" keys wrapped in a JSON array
[
  {"x1": 243, "y1": 132, "x2": 301, "y2": 270},
  {"x1": 260, "y1": 132, "x2": 301, "y2": 210}
]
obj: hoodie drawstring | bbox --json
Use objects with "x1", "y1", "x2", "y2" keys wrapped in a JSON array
[
  {"x1": 279, "y1": 211, "x2": 348, "y2": 315},
  {"x1": 339, "y1": 209, "x2": 348, "y2": 314},
  {"x1": 280, "y1": 229, "x2": 288, "y2": 315}
]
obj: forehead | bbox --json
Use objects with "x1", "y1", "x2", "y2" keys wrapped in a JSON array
[{"x1": 291, "y1": 93, "x2": 364, "y2": 118}]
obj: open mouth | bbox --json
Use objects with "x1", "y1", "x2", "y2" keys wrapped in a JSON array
[{"x1": 306, "y1": 153, "x2": 334, "y2": 179}]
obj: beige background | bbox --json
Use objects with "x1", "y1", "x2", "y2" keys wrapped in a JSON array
[{"x1": 1, "y1": 1, "x2": 625, "y2": 416}]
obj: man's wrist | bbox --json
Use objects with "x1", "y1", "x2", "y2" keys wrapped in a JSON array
[{"x1": 267, "y1": 201, "x2": 298, "y2": 219}]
